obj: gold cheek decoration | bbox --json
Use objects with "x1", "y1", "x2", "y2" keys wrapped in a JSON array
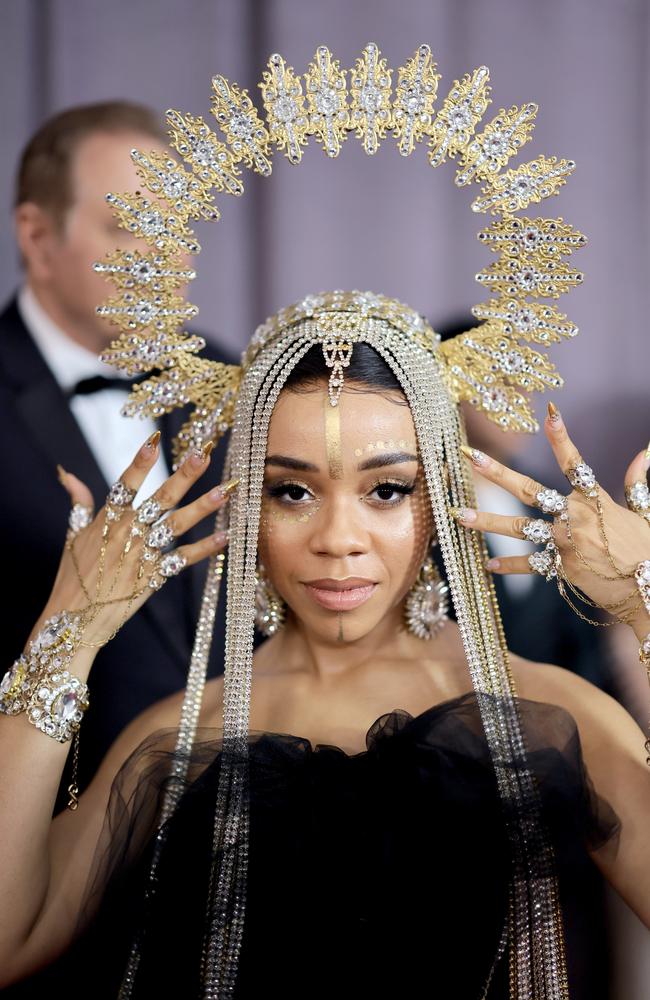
[
  {"x1": 324, "y1": 393, "x2": 344, "y2": 479},
  {"x1": 261, "y1": 495, "x2": 322, "y2": 531}
]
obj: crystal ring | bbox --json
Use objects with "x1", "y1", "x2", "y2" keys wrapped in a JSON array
[
  {"x1": 535, "y1": 487, "x2": 568, "y2": 516},
  {"x1": 148, "y1": 550, "x2": 188, "y2": 591},
  {"x1": 106, "y1": 479, "x2": 137, "y2": 522},
  {"x1": 565, "y1": 459, "x2": 599, "y2": 498},
  {"x1": 521, "y1": 518, "x2": 554, "y2": 545},
  {"x1": 146, "y1": 517, "x2": 176, "y2": 550},
  {"x1": 625, "y1": 481, "x2": 650, "y2": 522},
  {"x1": 67, "y1": 502, "x2": 94, "y2": 537},
  {"x1": 528, "y1": 541, "x2": 559, "y2": 582}
]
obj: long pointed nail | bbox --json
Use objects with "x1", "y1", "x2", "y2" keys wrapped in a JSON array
[
  {"x1": 56, "y1": 463, "x2": 68, "y2": 485},
  {"x1": 645, "y1": 440, "x2": 650, "y2": 461},
  {"x1": 202, "y1": 440, "x2": 215, "y2": 459},
  {"x1": 144, "y1": 430, "x2": 161, "y2": 451},
  {"x1": 547, "y1": 401, "x2": 561, "y2": 423},
  {"x1": 221, "y1": 476, "x2": 240, "y2": 495},
  {"x1": 460, "y1": 444, "x2": 489, "y2": 467},
  {"x1": 450, "y1": 506, "x2": 477, "y2": 523}
]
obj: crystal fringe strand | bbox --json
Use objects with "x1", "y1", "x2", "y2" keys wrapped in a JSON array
[{"x1": 365, "y1": 324, "x2": 568, "y2": 999}]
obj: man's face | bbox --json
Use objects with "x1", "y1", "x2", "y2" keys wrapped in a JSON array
[{"x1": 24, "y1": 129, "x2": 169, "y2": 347}]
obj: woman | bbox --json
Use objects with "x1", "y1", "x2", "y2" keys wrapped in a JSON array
[{"x1": 0, "y1": 301, "x2": 648, "y2": 998}]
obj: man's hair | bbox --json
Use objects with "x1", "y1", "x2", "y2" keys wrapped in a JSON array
[{"x1": 14, "y1": 100, "x2": 166, "y2": 227}]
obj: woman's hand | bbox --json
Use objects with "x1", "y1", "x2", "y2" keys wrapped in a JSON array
[
  {"x1": 34, "y1": 431, "x2": 232, "y2": 651},
  {"x1": 452, "y1": 403, "x2": 650, "y2": 640}
]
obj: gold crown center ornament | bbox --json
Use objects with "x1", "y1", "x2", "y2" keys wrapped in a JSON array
[{"x1": 95, "y1": 44, "x2": 585, "y2": 1000}]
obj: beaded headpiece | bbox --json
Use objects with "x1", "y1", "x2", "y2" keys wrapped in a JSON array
[{"x1": 97, "y1": 45, "x2": 583, "y2": 1000}]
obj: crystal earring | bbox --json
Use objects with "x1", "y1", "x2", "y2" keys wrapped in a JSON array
[
  {"x1": 254, "y1": 562, "x2": 286, "y2": 636},
  {"x1": 404, "y1": 552, "x2": 449, "y2": 639}
]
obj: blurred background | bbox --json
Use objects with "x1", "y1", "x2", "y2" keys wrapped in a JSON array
[{"x1": 0, "y1": 1, "x2": 648, "y2": 997}]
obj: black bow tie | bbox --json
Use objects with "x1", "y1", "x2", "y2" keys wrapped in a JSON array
[{"x1": 66, "y1": 374, "x2": 147, "y2": 399}]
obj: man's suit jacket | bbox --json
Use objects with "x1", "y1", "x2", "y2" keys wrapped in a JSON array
[{"x1": 0, "y1": 297, "x2": 233, "y2": 812}]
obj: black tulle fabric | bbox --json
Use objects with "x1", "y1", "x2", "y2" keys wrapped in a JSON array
[{"x1": 5, "y1": 692, "x2": 620, "y2": 999}]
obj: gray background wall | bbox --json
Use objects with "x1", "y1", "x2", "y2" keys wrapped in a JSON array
[{"x1": 0, "y1": 0, "x2": 648, "y2": 489}]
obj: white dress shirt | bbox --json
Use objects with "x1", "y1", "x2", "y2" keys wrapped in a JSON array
[{"x1": 18, "y1": 285, "x2": 170, "y2": 507}]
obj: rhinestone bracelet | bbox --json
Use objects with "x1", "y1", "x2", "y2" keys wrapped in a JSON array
[{"x1": 0, "y1": 611, "x2": 89, "y2": 743}]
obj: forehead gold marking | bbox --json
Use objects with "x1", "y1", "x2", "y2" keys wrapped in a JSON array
[
  {"x1": 353, "y1": 439, "x2": 415, "y2": 457},
  {"x1": 324, "y1": 394, "x2": 344, "y2": 479}
]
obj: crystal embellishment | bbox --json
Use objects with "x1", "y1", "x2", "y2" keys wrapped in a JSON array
[
  {"x1": 535, "y1": 488, "x2": 568, "y2": 514},
  {"x1": 522, "y1": 518, "x2": 553, "y2": 545}
]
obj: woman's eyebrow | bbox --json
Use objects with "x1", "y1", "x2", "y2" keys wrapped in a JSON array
[
  {"x1": 265, "y1": 454, "x2": 319, "y2": 472},
  {"x1": 357, "y1": 451, "x2": 419, "y2": 471},
  {"x1": 264, "y1": 451, "x2": 419, "y2": 473}
]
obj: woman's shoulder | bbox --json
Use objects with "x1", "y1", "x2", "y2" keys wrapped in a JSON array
[{"x1": 507, "y1": 652, "x2": 646, "y2": 773}]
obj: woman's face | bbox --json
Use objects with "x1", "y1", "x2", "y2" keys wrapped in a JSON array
[{"x1": 257, "y1": 382, "x2": 434, "y2": 644}]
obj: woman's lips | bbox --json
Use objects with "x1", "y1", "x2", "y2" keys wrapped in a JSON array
[{"x1": 302, "y1": 581, "x2": 377, "y2": 611}]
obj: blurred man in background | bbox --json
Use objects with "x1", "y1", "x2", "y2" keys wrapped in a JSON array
[{"x1": 0, "y1": 101, "x2": 232, "y2": 813}]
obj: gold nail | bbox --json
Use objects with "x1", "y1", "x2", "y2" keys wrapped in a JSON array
[
  {"x1": 449, "y1": 506, "x2": 463, "y2": 519},
  {"x1": 202, "y1": 440, "x2": 215, "y2": 459},
  {"x1": 221, "y1": 476, "x2": 240, "y2": 496},
  {"x1": 145, "y1": 430, "x2": 161, "y2": 449},
  {"x1": 645, "y1": 440, "x2": 650, "y2": 460},
  {"x1": 547, "y1": 401, "x2": 560, "y2": 421},
  {"x1": 56, "y1": 463, "x2": 68, "y2": 485},
  {"x1": 460, "y1": 445, "x2": 474, "y2": 461}
]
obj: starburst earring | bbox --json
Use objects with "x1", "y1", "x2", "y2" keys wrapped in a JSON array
[
  {"x1": 404, "y1": 544, "x2": 450, "y2": 640},
  {"x1": 254, "y1": 562, "x2": 286, "y2": 636}
]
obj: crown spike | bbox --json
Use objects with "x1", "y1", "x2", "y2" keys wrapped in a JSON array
[
  {"x1": 455, "y1": 102, "x2": 538, "y2": 186},
  {"x1": 211, "y1": 75, "x2": 272, "y2": 176},
  {"x1": 427, "y1": 66, "x2": 491, "y2": 168},
  {"x1": 349, "y1": 43, "x2": 393, "y2": 155},
  {"x1": 393, "y1": 44, "x2": 440, "y2": 157},
  {"x1": 471, "y1": 155, "x2": 575, "y2": 214},
  {"x1": 260, "y1": 53, "x2": 309, "y2": 164},
  {"x1": 166, "y1": 109, "x2": 244, "y2": 195},
  {"x1": 304, "y1": 46, "x2": 349, "y2": 157}
]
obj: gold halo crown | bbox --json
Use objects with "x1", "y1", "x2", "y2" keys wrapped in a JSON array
[{"x1": 96, "y1": 43, "x2": 585, "y2": 465}]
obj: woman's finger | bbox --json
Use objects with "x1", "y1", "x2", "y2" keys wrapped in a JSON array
[
  {"x1": 459, "y1": 445, "x2": 549, "y2": 509},
  {"x1": 450, "y1": 506, "x2": 536, "y2": 540},
  {"x1": 173, "y1": 529, "x2": 229, "y2": 568},
  {"x1": 115, "y1": 429, "x2": 165, "y2": 499},
  {"x1": 56, "y1": 465, "x2": 94, "y2": 509},
  {"x1": 141, "y1": 440, "x2": 217, "y2": 513},
  {"x1": 163, "y1": 477, "x2": 239, "y2": 539},
  {"x1": 484, "y1": 554, "x2": 535, "y2": 575},
  {"x1": 623, "y1": 444, "x2": 650, "y2": 490},
  {"x1": 542, "y1": 402, "x2": 583, "y2": 476}
]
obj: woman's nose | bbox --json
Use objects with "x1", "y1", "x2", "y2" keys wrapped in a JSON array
[{"x1": 307, "y1": 498, "x2": 370, "y2": 558}]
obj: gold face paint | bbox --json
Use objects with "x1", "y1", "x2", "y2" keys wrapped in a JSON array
[
  {"x1": 353, "y1": 438, "x2": 417, "y2": 457},
  {"x1": 260, "y1": 495, "x2": 322, "y2": 533},
  {"x1": 324, "y1": 394, "x2": 344, "y2": 479}
]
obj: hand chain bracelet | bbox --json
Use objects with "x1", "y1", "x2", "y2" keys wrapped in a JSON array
[{"x1": 0, "y1": 497, "x2": 162, "y2": 810}]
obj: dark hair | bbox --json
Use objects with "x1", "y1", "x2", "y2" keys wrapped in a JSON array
[
  {"x1": 14, "y1": 100, "x2": 166, "y2": 227},
  {"x1": 283, "y1": 342, "x2": 406, "y2": 398}
]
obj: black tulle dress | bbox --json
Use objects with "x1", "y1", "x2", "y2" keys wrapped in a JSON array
[{"x1": 3, "y1": 692, "x2": 620, "y2": 999}]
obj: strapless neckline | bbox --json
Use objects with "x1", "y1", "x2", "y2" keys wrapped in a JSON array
[{"x1": 249, "y1": 689, "x2": 486, "y2": 757}]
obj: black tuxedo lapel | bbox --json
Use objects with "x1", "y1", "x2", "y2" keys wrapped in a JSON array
[{"x1": 0, "y1": 298, "x2": 193, "y2": 671}]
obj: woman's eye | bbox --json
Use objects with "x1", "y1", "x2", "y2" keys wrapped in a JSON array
[
  {"x1": 266, "y1": 483, "x2": 313, "y2": 504},
  {"x1": 369, "y1": 482, "x2": 416, "y2": 505}
]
